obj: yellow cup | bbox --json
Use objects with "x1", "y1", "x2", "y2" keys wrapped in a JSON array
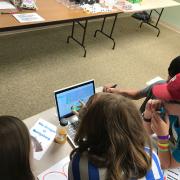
[{"x1": 54, "y1": 126, "x2": 67, "y2": 144}]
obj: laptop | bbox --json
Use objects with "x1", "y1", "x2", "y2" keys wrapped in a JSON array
[{"x1": 54, "y1": 80, "x2": 95, "y2": 147}]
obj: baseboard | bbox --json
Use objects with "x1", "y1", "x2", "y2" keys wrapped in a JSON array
[{"x1": 158, "y1": 19, "x2": 180, "y2": 34}]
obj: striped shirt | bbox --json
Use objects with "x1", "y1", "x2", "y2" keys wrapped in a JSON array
[{"x1": 68, "y1": 147, "x2": 164, "y2": 180}]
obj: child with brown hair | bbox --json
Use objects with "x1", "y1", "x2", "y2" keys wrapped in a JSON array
[
  {"x1": 68, "y1": 93, "x2": 163, "y2": 180},
  {"x1": 0, "y1": 116, "x2": 35, "y2": 180}
]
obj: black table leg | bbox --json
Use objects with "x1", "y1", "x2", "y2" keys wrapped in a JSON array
[
  {"x1": 94, "y1": 14, "x2": 118, "y2": 49},
  {"x1": 139, "y1": 8, "x2": 164, "y2": 37},
  {"x1": 67, "y1": 19, "x2": 88, "y2": 57}
]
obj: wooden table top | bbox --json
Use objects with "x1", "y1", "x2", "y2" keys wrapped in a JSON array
[
  {"x1": 0, "y1": 0, "x2": 179, "y2": 32},
  {"x1": 0, "y1": 0, "x2": 120, "y2": 32}
]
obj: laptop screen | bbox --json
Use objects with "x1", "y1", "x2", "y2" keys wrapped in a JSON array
[{"x1": 54, "y1": 80, "x2": 95, "y2": 120}]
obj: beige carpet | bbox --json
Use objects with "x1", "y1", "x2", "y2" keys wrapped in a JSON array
[{"x1": 0, "y1": 16, "x2": 180, "y2": 120}]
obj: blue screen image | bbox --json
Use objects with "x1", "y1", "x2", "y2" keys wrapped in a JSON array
[{"x1": 56, "y1": 83, "x2": 94, "y2": 118}]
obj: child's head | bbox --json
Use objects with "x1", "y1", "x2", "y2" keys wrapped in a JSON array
[
  {"x1": 168, "y1": 56, "x2": 180, "y2": 81},
  {"x1": 0, "y1": 116, "x2": 34, "y2": 180},
  {"x1": 74, "y1": 93, "x2": 151, "y2": 179}
]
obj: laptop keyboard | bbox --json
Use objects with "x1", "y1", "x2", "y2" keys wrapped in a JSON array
[
  {"x1": 71, "y1": 121, "x2": 79, "y2": 129},
  {"x1": 67, "y1": 121, "x2": 80, "y2": 145}
]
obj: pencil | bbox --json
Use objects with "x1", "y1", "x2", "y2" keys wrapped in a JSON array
[
  {"x1": 0, "y1": 12, "x2": 17, "y2": 15},
  {"x1": 111, "y1": 84, "x2": 117, "y2": 88}
]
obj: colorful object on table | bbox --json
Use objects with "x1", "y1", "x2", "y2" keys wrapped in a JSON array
[
  {"x1": 0, "y1": 11, "x2": 17, "y2": 14},
  {"x1": 9, "y1": 0, "x2": 37, "y2": 9},
  {"x1": 128, "y1": 0, "x2": 142, "y2": 3}
]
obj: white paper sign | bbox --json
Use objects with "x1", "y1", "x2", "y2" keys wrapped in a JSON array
[
  {"x1": 38, "y1": 156, "x2": 70, "y2": 180},
  {"x1": 13, "y1": 13, "x2": 45, "y2": 23},
  {"x1": 0, "y1": 1, "x2": 16, "y2": 9},
  {"x1": 30, "y1": 118, "x2": 57, "y2": 160}
]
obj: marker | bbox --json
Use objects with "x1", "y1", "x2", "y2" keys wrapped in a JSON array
[
  {"x1": 110, "y1": 84, "x2": 117, "y2": 88},
  {"x1": 1, "y1": 12, "x2": 17, "y2": 14}
]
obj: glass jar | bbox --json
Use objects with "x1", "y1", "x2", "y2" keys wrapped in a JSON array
[{"x1": 54, "y1": 126, "x2": 67, "y2": 144}]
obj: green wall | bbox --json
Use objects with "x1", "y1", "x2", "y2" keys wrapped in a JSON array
[{"x1": 161, "y1": 0, "x2": 180, "y2": 29}]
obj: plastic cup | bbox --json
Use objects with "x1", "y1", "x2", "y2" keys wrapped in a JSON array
[{"x1": 54, "y1": 126, "x2": 67, "y2": 144}]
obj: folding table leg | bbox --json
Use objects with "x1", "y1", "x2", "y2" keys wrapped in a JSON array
[
  {"x1": 67, "y1": 20, "x2": 88, "y2": 57},
  {"x1": 94, "y1": 14, "x2": 118, "y2": 49},
  {"x1": 139, "y1": 8, "x2": 164, "y2": 37}
]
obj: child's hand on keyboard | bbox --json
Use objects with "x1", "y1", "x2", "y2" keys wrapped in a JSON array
[{"x1": 71, "y1": 100, "x2": 86, "y2": 116}]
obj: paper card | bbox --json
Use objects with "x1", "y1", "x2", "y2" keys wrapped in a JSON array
[
  {"x1": 13, "y1": 13, "x2": 45, "y2": 23},
  {"x1": 30, "y1": 118, "x2": 57, "y2": 160},
  {"x1": 37, "y1": 156, "x2": 70, "y2": 180},
  {"x1": 0, "y1": 1, "x2": 16, "y2": 9},
  {"x1": 146, "y1": 76, "x2": 164, "y2": 86}
]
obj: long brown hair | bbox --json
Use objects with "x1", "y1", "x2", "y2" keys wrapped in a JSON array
[
  {"x1": 71, "y1": 93, "x2": 152, "y2": 180},
  {"x1": 0, "y1": 116, "x2": 35, "y2": 180}
]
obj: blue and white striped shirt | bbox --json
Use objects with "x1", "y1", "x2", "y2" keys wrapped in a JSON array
[{"x1": 68, "y1": 147, "x2": 164, "y2": 180}]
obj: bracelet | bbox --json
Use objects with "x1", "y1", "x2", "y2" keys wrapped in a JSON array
[
  {"x1": 158, "y1": 142, "x2": 169, "y2": 147},
  {"x1": 157, "y1": 135, "x2": 170, "y2": 140},
  {"x1": 142, "y1": 113, "x2": 151, "y2": 122},
  {"x1": 158, "y1": 149, "x2": 169, "y2": 152},
  {"x1": 158, "y1": 142, "x2": 169, "y2": 149},
  {"x1": 158, "y1": 142, "x2": 169, "y2": 153}
]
